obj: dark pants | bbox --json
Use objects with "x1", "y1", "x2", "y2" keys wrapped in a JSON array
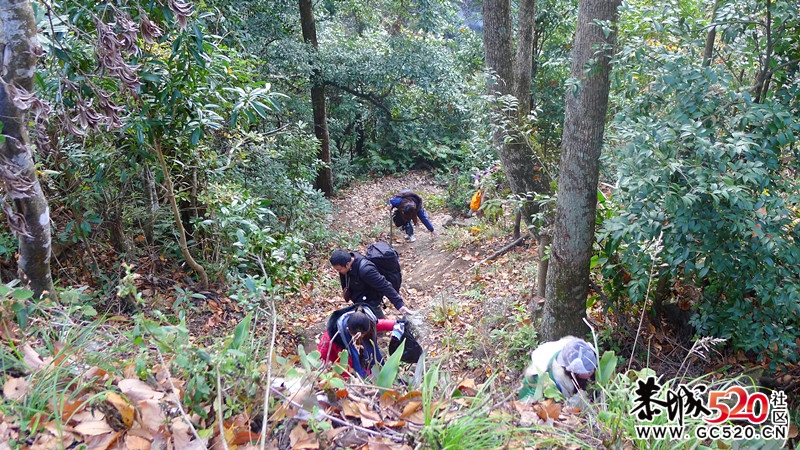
[
  {"x1": 359, "y1": 300, "x2": 386, "y2": 319},
  {"x1": 392, "y1": 212, "x2": 414, "y2": 236},
  {"x1": 402, "y1": 222, "x2": 414, "y2": 236}
]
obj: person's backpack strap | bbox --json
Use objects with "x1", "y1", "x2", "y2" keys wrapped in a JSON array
[
  {"x1": 546, "y1": 350, "x2": 564, "y2": 394},
  {"x1": 354, "y1": 303, "x2": 377, "y2": 324},
  {"x1": 328, "y1": 303, "x2": 374, "y2": 348}
]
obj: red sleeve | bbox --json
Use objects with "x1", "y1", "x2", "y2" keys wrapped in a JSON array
[
  {"x1": 376, "y1": 319, "x2": 396, "y2": 332},
  {"x1": 318, "y1": 331, "x2": 343, "y2": 362}
]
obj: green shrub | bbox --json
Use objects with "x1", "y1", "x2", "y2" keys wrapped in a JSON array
[
  {"x1": 604, "y1": 45, "x2": 800, "y2": 364},
  {"x1": 196, "y1": 183, "x2": 311, "y2": 288}
]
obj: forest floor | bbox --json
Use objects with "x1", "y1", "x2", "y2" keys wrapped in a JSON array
[
  {"x1": 3, "y1": 171, "x2": 799, "y2": 449},
  {"x1": 268, "y1": 170, "x2": 800, "y2": 448},
  {"x1": 288, "y1": 171, "x2": 542, "y2": 381}
]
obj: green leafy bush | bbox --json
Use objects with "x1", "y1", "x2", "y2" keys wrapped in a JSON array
[
  {"x1": 196, "y1": 183, "x2": 310, "y2": 289},
  {"x1": 604, "y1": 36, "x2": 800, "y2": 363},
  {"x1": 128, "y1": 311, "x2": 265, "y2": 418}
]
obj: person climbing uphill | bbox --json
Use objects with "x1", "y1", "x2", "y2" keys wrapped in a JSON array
[
  {"x1": 521, "y1": 336, "x2": 598, "y2": 399},
  {"x1": 386, "y1": 190, "x2": 435, "y2": 242},
  {"x1": 317, "y1": 304, "x2": 394, "y2": 378},
  {"x1": 330, "y1": 248, "x2": 414, "y2": 319}
]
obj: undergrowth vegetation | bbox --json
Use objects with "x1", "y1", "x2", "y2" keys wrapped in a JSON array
[
  {"x1": 0, "y1": 0, "x2": 799, "y2": 447},
  {"x1": 4, "y1": 273, "x2": 765, "y2": 449}
]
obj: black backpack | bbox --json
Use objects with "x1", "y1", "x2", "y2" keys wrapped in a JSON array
[
  {"x1": 362, "y1": 242, "x2": 402, "y2": 292},
  {"x1": 388, "y1": 319, "x2": 423, "y2": 363}
]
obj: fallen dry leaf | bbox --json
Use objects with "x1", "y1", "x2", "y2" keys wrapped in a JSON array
[
  {"x1": 122, "y1": 363, "x2": 138, "y2": 379},
  {"x1": 404, "y1": 409, "x2": 426, "y2": 426},
  {"x1": 518, "y1": 409, "x2": 541, "y2": 427},
  {"x1": 358, "y1": 403, "x2": 382, "y2": 428},
  {"x1": 232, "y1": 429, "x2": 261, "y2": 445},
  {"x1": 137, "y1": 399, "x2": 166, "y2": 433},
  {"x1": 3, "y1": 377, "x2": 27, "y2": 400},
  {"x1": 74, "y1": 420, "x2": 113, "y2": 436},
  {"x1": 41, "y1": 420, "x2": 78, "y2": 440},
  {"x1": 22, "y1": 343, "x2": 45, "y2": 372},
  {"x1": 56, "y1": 399, "x2": 86, "y2": 421},
  {"x1": 124, "y1": 434, "x2": 151, "y2": 450},
  {"x1": 71, "y1": 409, "x2": 104, "y2": 422},
  {"x1": 150, "y1": 428, "x2": 172, "y2": 449},
  {"x1": 180, "y1": 439, "x2": 209, "y2": 450},
  {"x1": 289, "y1": 424, "x2": 319, "y2": 449},
  {"x1": 171, "y1": 416, "x2": 195, "y2": 448},
  {"x1": 105, "y1": 392, "x2": 134, "y2": 427},
  {"x1": 366, "y1": 439, "x2": 396, "y2": 450},
  {"x1": 340, "y1": 399, "x2": 361, "y2": 418},
  {"x1": 0, "y1": 318, "x2": 20, "y2": 341},
  {"x1": 382, "y1": 419, "x2": 407, "y2": 428},
  {"x1": 457, "y1": 377, "x2": 476, "y2": 390},
  {"x1": 400, "y1": 401, "x2": 421, "y2": 418},
  {"x1": 210, "y1": 424, "x2": 236, "y2": 449},
  {"x1": 535, "y1": 400, "x2": 562, "y2": 421},
  {"x1": 118, "y1": 379, "x2": 164, "y2": 403},
  {"x1": 380, "y1": 390, "x2": 399, "y2": 408}
]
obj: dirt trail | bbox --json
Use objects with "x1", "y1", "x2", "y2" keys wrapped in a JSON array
[
  {"x1": 306, "y1": 172, "x2": 477, "y2": 352},
  {"x1": 296, "y1": 170, "x2": 541, "y2": 384}
]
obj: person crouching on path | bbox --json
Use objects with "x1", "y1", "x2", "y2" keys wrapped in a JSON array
[
  {"x1": 330, "y1": 249, "x2": 414, "y2": 319},
  {"x1": 317, "y1": 305, "x2": 395, "y2": 378},
  {"x1": 386, "y1": 190, "x2": 435, "y2": 242},
  {"x1": 523, "y1": 336, "x2": 598, "y2": 399}
]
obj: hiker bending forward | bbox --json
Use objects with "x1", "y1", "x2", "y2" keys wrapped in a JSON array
[
  {"x1": 330, "y1": 249, "x2": 413, "y2": 319},
  {"x1": 523, "y1": 336, "x2": 598, "y2": 399},
  {"x1": 386, "y1": 190, "x2": 435, "y2": 242},
  {"x1": 317, "y1": 305, "x2": 395, "y2": 378}
]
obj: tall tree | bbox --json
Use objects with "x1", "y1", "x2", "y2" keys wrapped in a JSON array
[
  {"x1": 541, "y1": 0, "x2": 621, "y2": 340},
  {"x1": 514, "y1": 0, "x2": 556, "y2": 295},
  {"x1": 299, "y1": 0, "x2": 333, "y2": 196},
  {"x1": 0, "y1": 0, "x2": 54, "y2": 298},
  {"x1": 484, "y1": 0, "x2": 555, "y2": 296},
  {"x1": 483, "y1": 0, "x2": 549, "y2": 225},
  {"x1": 514, "y1": 0, "x2": 553, "y2": 208}
]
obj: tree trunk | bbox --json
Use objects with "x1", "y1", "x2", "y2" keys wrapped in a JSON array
[
  {"x1": 141, "y1": 164, "x2": 158, "y2": 245},
  {"x1": 0, "y1": 0, "x2": 54, "y2": 299},
  {"x1": 752, "y1": 0, "x2": 773, "y2": 103},
  {"x1": 153, "y1": 137, "x2": 209, "y2": 289},
  {"x1": 513, "y1": 0, "x2": 553, "y2": 208},
  {"x1": 299, "y1": 0, "x2": 333, "y2": 196},
  {"x1": 537, "y1": 232, "x2": 551, "y2": 298},
  {"x1": 702, "y1": 0, "x2": 722, "y2": 66},
  {"x1": 514, "y1": 0, "x2": 555, "y2": 286},
  {"x1": 107, "y1": 205, "x2": 129, "y2": 253},
  {"x1": 482, "y1": 0, "x2": 514, "y2": 98},
  {"x1": 541, "y1": 0, "x2": 621, "y2": 341},
  {"x1": 484, "y1": 0, "x2": 550, "y2": 227},
  {"x1": 514, "y1": 0, "x2": 536, "y2": 120}
]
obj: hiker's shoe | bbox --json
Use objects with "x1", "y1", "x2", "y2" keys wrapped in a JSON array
[
  {"x1": 408, "y1": 235, "x2": 416, "y2": 242},
  {"x1": 404, "y1": 234, "x2": 411, "y2": 240}
]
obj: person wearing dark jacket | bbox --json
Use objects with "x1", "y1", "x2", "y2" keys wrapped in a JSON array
[
  {"x1": 330, "y1": 249, "x2": 414, "y2": 319},
  {"x1": 386, "y1": 190, "x2": 435, "y2": 242}
]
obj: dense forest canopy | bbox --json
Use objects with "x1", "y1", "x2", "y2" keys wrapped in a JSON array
[{"x1": 0, "y1": 0, "x2": 798, "y2": 447}]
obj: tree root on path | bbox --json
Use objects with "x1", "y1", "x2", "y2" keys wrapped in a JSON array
[{"x1": 472, "y1": 233, "x2": 532, "y2": 269}]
